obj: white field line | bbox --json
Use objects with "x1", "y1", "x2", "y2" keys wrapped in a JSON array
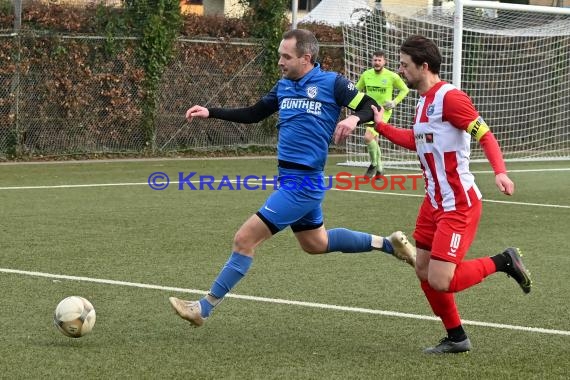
[
  {"x1": 1, "y1": 168, "x2": 569, "y2": 209},
  {"x1": 332, "y1": 188, "x2": 570, "y2": 209},
  {"x1": 470, "y1": 168, "x2": 570, "y2": 174},
  {"x1": 0, "y1": 155, "x2": 567, "y2": 166},
  {"x1": 1, "y1": 267, "x2": 568, "y2": 337},
  {"x1": 0, "y1": 155, "x2": 283, "y2": 165}
]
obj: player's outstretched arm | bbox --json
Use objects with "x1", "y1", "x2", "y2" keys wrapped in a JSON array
[
  {"x1": 478, "y1": 131, "x2": 515, "y2": 196},
  {"x1": 393, "y1": 75, "x2": 410, "y2": 105},
  {"x1": 333, "y1": 93, "x2": 377, "y2": 143},
  {"x1": 333, "y1": 115, "x2": 360, "y2": 144},
  {"x1": 189, "y1": 98, "x2": 277, "y2": 124},
  {"x1": 186, "y1": 105, "x2": 209, "y2": 122},
  {"x1": 372, "y1": 104, "x2": 385, "y2": 124},
  {"x1": 371, "y1": 105, "x2": 416, "y2": 151}
]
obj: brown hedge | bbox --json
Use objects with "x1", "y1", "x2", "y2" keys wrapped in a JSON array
[{"x1": 0, "y1": 2, "x2": 345, "y2": 156}]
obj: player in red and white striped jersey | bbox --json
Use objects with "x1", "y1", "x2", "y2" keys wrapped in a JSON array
[{"x1": 371, "y1": 35, "x2": 532, "y2": 354}]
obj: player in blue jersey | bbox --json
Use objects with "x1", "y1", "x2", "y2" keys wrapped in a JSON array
[{"x1": 169, "y1": 29, "x2": 416, "y2": 327}]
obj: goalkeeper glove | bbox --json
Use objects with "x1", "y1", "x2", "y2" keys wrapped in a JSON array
[{"x1": 383, "y1": 100, "x2": 395, "y2": 110}]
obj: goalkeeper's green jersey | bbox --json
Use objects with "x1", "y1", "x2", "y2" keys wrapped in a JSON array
[{"x1": 356, "y1": 68, "x2": 409, "y2": 123}]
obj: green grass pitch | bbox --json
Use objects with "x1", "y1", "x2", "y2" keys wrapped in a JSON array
[{"x1": 0, "y1": 157, "x2": 569, "y2": 379}]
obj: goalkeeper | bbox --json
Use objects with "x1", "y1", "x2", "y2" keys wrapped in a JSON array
[{"x1": 356, "y1": 51, "x2": 409, "y2": 178}]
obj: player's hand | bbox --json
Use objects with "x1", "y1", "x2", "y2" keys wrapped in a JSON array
[
  {"x1": 333, "y1": 115, "x2": 359, "y2": 144},
  {"x1": 185, "y1": 105, "x2": 209, "y2": 122},
  {"x1": 371, "y1": 105, "x2": 385, "y2": 126},
  {"x1": 383, "y1": 100, "x2": 395, "y2": 110},
  {"x1": 495, "y1": 173, "x2": 515, "y2": 195}
]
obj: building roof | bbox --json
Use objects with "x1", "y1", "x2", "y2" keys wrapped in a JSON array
[{"x1": 300, "y1": 0, "x2": 373, "y2": 26}]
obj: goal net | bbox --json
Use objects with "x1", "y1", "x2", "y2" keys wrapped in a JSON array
[{"x1": 341, "y1": 1, "x2": 570, "y2": 169}]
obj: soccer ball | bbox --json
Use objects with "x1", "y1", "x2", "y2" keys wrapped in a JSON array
[{"x1": 53, "y1": 296, "x2": 96, "y2": 338}]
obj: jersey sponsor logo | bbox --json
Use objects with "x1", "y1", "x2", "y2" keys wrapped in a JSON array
[
  {"x1": 414, "y1": 133, "x2": 431, "y2": 144},
  {"x1": 347, "y1": 82, "x2": 355, "y2": 91},
  {"x1": 366, "y1": 86, "x2": 386, "y2": 94},
  {"x1": 281, "y1": 97, "x2": 322, "y2": 116},
  {"x1": 448, "y1": 232, "x2": 461, "y2": 257},
  {"x1": 307, "y1": 86, "x2": 318, "y2": 99},
  {"x1": 426, "y1": 104, "x2": 435, "y2": 116}
]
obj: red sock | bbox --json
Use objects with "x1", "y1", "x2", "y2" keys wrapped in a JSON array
[
  {"x1": 448, "y1": 257, "x2": 496, "y2": 292},
  {"x1": 420, "y1": 280, "x2": 461, "y2": 329}
]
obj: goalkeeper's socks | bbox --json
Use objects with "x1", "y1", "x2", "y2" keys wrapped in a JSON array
[
  {"x1": 376, "y1": 145, "x2": 383, "y2": 171},
  {"x1": 326, "y1": 228, "x2": 372, "y2": 253},
  {"x1": 200, "y1": 252, "x2": 253, "y2": 318},
  {"x1": 367, "y1": 140, "x2": 379, "y2": 167}
]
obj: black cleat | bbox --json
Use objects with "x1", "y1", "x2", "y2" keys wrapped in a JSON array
[
  {"x1": 502, "y1": 247, "x2": 532, "y2": 294},
  {"x1": 423, "y1": 337, "x2": 472, "y2": 354},
  {"x1": 365, "y1": 165, "x2": 378, "y2": 178}
]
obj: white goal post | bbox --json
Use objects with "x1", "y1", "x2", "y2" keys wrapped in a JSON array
[{"x1": 341, "y1": 0, "x2": 570, "y2": 170}]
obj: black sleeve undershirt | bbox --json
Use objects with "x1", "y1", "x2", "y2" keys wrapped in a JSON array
[
  {"x1": 208, "y1": 99, "x2": 275, "y2": 124},
  {"x1": 208, "y1": 93, "x2": 377, "y2": 124},
  {"x1": 352, "y1": 94, "x2": 379, "y2": 124}
]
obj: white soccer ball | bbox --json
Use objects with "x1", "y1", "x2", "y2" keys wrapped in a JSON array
[{"x1": 53, "y1": 296, "x2": 96, "y2": 338}]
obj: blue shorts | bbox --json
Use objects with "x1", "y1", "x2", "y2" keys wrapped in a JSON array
[{"x1": 256, "y1": 167, "x2": 328, "y2": 234}]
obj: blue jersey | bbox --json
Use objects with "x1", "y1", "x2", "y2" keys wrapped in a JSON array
[{"x1": 260, "y1": 64, "x2": 363, "y2": 171}]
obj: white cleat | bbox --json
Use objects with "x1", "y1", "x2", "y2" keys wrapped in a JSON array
[
  {"x1": 389, "y1": 231, "x2": 416, "y2": 268},
  {"x1": 169, "y1": 297, "x2": 205, "y2": 327}
]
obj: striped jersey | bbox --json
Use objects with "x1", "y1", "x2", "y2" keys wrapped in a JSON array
[{"x1": 414, "y1": 81, "x2": 483, "y2": 211}]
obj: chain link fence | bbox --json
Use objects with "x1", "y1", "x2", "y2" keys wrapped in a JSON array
[
  {"x1": 0, "y1": 1, "x2": 280, "y2": 158},
  {"x1": 158, "y1": 39, "x2": 278, "y2": 153}
]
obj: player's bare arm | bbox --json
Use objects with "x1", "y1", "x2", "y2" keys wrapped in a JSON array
[
  {"x1": 371, "y1": 104, "x2": 385, "y2": 124},
  {"x1": 186, "y1": 105, "x2": 209, "y2": 122},
  {"x1": 495, "y1": 173, "x2": 515, "y2": 196},
  {"x1": 333, "y1": 92, "x2": 378, "y2": 144},
  {"x1": 333, "y1": 115, "x2": 360, "y2": 144}
]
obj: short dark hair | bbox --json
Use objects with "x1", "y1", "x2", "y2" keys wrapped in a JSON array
[
  {"x1": 373, "y1": 51, "x2": 385, "y2": 58},
  {"x1": 400, "y1": 35, "x2": 442, "y2": 75},
  {"x1": 282, "y1": 29, "x2": 319, "y2": 63}
]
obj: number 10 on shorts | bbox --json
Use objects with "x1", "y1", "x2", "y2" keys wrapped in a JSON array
[{"x1": 448, "y1": 232, "x2": 461, "y2": 258}]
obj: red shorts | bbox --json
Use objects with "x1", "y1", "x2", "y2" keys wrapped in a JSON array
[{"x1": 412, "y1": 196, "x2": 482, "y2": 264}]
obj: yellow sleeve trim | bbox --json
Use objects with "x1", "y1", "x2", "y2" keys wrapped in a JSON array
[
  {"x1": 466, "y1": 117, "x2": 490, "y2": 141},
  {"x1": 348, "y1": 92, "x2": 365, "y2": 110}
]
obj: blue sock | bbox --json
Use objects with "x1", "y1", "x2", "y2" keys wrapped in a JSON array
[
  {"x1": 326, "y1": 228, "x2": 372, "y2": 253},
  {"x1": 198, "y1": 298, "x2": 215, "y2": 317},
  {"x1": 199, "y1": 252, "x2": 253, "y2": 317},
  {"x1": 382, "y1": 237, "x2": 394, "y2": 254}
]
